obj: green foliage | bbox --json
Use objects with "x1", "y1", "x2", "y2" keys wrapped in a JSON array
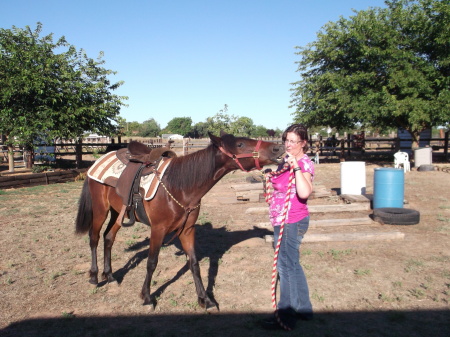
[
  {"x1": 190, "y1": 122, "x2": 209, "y2": 138},
  {"x1": 290, "y1": 0, "x2": 450, "y2": 148},
  {"x1": 252, "y1": 125, "x2": 270, "y2": 137},
  {"x1": 0, "y1": 22, "x2": 127, "y2": 149},
  {"x1": 205, "y1": 105, "x2": 233, "y2": 135},
  {"x1": 138, "y1": 118, "x2": 160, "y2": 137},
  {"x1": 117, "y1": 103, "x2": 282, "y2": 139},
  {"x1": 164, "y1": 117, "x2": 193, "y2": 136},
  {"x1": 229, "y1": 116, "x2": 255, "y2": 137}
]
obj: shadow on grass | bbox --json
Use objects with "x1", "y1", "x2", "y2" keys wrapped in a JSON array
[{"x1": 2, "y1": 309, "x2": 449, "y2": 337}]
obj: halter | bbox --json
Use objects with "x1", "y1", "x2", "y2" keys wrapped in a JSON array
[{"x1": 218, "y1": 140, "x2": 263, "y2": 172}]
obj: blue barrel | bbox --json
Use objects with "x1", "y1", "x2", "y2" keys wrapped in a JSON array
[{"x1": 373, "y1": 168, "x2": 404, "y2": 209}]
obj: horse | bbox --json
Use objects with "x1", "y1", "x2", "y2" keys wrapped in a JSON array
[{"x1": 75, "y1": 131, "x2": 285, "y2": 310}]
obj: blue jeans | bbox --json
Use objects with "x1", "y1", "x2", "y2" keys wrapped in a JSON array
[{"x1": 273, "y1": 216, "x2": 312, "y2": 314}]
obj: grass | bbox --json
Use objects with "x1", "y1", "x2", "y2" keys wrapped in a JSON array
[
  {"x1": 436, "y1": 214, "x2": 450, "y2": 222},
  {"x1": 61, "y1": 312, "x2": 75, "y2": 319},
  {"x1": 51, "y1": 271, "x2": 66, "y2": 280},
  {"x1": 378, "y1": 293, "x2": 399, "y2": 302},
  {"x1": 311, "y1": 291, "x2": 325, "y2": 302},
  {"x1": 404, "y1": 259, "x2": 424, "y2": 273},
  {"x1": 409, "y1": 288, "x2": 425, "y2": 299},
  {"x1": 329, "y1": 249, "x2": 353, "y2": 260},
  {"x1": 354, "y1": 269, "x2": 371, "y2": 276},
  {"x1": 392, "y1": 281, "x2": 403, "y2": 288}
]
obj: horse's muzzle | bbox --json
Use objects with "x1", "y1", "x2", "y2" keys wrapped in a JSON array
[{"x1": 273, "y1": 144, "x2": 286, "y2": 164}]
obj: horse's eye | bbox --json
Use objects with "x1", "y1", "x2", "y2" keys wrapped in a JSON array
[{"x1": 237, "y1": 142, "x2": 244, "y2": 148}]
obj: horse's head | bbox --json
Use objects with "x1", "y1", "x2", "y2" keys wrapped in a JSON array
[{"x1": 209, "y1": 131, "x2": 285, "y2": 172}]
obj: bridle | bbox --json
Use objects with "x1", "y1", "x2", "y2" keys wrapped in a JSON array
[{"x1": 218, "y1": 140, "x2": 263, "y2": 172}]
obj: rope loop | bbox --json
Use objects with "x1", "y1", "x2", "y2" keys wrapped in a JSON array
[{"x1": 264, "y1": 163, "x2": 295, "y2": 309}]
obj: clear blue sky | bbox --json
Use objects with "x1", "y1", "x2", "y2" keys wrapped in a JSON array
[{"x1": 1, "y1": 0, "x2": 387, "y2": 131}]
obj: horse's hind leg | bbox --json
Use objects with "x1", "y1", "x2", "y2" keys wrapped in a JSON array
[
  {"x1": 179, "y1": 226, "x2": 217, "y2": 310},
  {"x1": 102, "y1": 208, "x2": 120, "y2": 283},
  {"x1": 88, "y1": 183, "x2": 110, "y2": 284}
]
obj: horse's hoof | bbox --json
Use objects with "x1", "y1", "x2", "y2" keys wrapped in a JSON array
[
  {"x1": 102, "y1": 272, "x2": 116, "y2": 283},
  {"x1": 198, "y1": 297, "x2": 218, "y2": 311},
  {"x1": 88, "y1": 277, "x2": 98, "y2": 285},
  {"x1": 205, "y1": 301, "x2": 218, "y2": 312},
  {"x1": 142, "y1": 296, "x2": 156, "y2": 310}
]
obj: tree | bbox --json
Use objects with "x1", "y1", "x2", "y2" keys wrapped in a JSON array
[
  {"x1": 252, "y1": 125, "x2": 269, "y2": 138},
  {"x1": 230, "y1": 116, "x2": 255, "y2": 137},
  {"x1": 188, "y1": 122, "x2": 209, "y2": 138},
  {"x1": 0, "y1": 23, "x2": 127, "y2": 171},
  {"x1": 205, "y1": 104, "x2": 236, "y2": 135},
  {"x1": 139, "y1": 118, "x2": 160, "y2": 137},
  {"x1": 127, "y1": 121, "x2": 142, "y2": 136},
  {"x1": 290, "y1": 0, "x2": 450, "y2": 149},
  {"x1": 163, "y1": 117, "x2": 192, "y2": 136}
]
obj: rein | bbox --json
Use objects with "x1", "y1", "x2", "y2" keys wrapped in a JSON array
[
  {"x1": 153, "y1": 168, "x2": 201, "y2": 214},
  {"x1": 153, "y1": 169, "x2": 201, "y2": 244},
  {"x1": 218, "y1": 140, "x2": 263, "y2": 172},
  {"x1": 264, "y1": 163, "x2": 295, "y2": 313}
]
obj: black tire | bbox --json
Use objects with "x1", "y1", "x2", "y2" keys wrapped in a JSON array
[
  {"x1": 373, "y1": 207, "x2": 420, "y2": 225},
  {"x1": 418, "y1": 165, "x2": 434, "y2": 171}
]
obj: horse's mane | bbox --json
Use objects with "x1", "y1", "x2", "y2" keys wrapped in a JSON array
[{"x1": 164, "y1": 144, "x2": 217, "y2": 192}]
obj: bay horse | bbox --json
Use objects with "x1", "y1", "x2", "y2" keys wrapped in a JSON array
[{"x1": 75, "y1": 131, "x2": 284, "y2": 310}]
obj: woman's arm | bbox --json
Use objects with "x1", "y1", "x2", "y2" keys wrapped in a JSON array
[{"x1": 294, "y1": 170, "x2": 313, "y2": 199}]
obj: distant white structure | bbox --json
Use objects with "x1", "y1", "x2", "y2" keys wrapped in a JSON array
[
  {"x1": 85, "y1": 133, "x2": 111, "y2": 143},
  {"x1": 161, "y1": 134, "x2": 184, "y2": 140}
]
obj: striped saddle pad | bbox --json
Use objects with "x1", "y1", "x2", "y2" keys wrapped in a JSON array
[{"x1": 87, "y1": 151, "x2": 172, "y2": 201}]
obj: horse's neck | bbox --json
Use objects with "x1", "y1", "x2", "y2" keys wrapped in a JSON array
[{"x1": 195, "y1": 161, "x2": 233, "y2": 197}]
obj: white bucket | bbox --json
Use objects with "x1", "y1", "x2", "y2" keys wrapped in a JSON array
[
  {"x1": 340, "y1": 161, "x2": 366, "y2": 195},
  {"x1": 414, "y1": 147, "x2": 432, "y2": 167}
]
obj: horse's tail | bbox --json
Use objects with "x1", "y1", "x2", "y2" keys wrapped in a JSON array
[{"x1": 75, "y1": 178, "x2": 93, "y2": 234}]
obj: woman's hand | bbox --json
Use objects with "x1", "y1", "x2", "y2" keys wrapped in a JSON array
[{"x1": 286, "y1": 154, "x2": 299, "y2": 169}]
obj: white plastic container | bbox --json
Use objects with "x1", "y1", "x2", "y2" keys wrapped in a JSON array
[
  {"x1": 340, "y1": 161, "x2": 366, "y2": 195},
  {"x1": 414, "y1": 147, "x2": 432, "y2": 167}
]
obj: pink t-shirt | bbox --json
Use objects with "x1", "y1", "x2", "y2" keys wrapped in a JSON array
[{"x1": 269, "y1": 154, "x2": 314, "y2": 226}]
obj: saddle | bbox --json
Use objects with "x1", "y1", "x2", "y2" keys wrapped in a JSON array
[{"x1": 115, "y1": 141, "x2": 176, "y2": 227}]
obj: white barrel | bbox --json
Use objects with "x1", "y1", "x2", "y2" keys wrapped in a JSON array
[
  {"x1": 340, "y1": 161, "x2": 366, "y2": 195},
  {"x1": 414, "y1": 147, "x2": 432, "y2": 167}
]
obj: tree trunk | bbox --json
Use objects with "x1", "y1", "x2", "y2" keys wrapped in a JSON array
[
  {"x1": 24, "y1": 146, "x2": 34, "y2": 169},
  {"x1": 410, "y1": 130, "x2": 420, "y2": 150},
  {"x1": 7, "y1": 144, "x2": 14, "y2": 173}
]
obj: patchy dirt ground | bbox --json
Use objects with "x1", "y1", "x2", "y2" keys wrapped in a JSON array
[{"x1": 0, "y1": 162, "x2": 449, "y2": 337}]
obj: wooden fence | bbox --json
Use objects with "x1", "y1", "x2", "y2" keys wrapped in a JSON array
[{"x1": 1, "y1": 132, "x2": 449, "y2": 169}]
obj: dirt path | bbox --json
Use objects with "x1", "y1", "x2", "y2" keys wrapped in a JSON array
[{"x1": 0, "y1": 163, "x2": 449, "y2": 336}]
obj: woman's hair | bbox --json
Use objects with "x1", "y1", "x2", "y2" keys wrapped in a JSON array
[{"x1": 282, "y1": 123, "x2": 309, "y2": 152}]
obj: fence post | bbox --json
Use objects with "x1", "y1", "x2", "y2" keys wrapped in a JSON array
[
  {"x1": 75, "y1": 138, "x2": 83, "y2": 169},
  {"x1": 445, "y1": 131, "x2": 449, "y2": 161},
  {"x1": 309, "y1": 135, "x2": 313, "y2": 154},
  {"x1": 340, "y1": 139, "x2": 346, "y2": 161},
  {"x1": 347, "y1": 134, "x2": 351, "y2": 156},
  {"x1": 183, "y1": 138, "x2": 189, "y2": 156},
  {"x1": 319, "y1": 136, "x2": 323, "y2": 155}
]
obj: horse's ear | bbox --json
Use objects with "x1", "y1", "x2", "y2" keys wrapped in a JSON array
[{"x1": 208, "y1": 132, "x2": 222, "y2": 147}]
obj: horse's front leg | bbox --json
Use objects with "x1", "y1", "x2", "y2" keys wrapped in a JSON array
[
  {"x1": 141, "y1": 230, "x2": 165, "y2": 308},
  {"x1": 179, "y1": 226, "x2": 217, "y2": 310}
]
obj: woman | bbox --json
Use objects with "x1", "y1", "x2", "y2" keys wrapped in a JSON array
[{"x1": 263, "y1": 123, "x2": 314, "y2": 330}]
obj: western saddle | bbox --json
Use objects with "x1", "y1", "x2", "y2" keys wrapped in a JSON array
[{"x1": 115, "y1": 141, "x2": 176, "y2": 227}]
